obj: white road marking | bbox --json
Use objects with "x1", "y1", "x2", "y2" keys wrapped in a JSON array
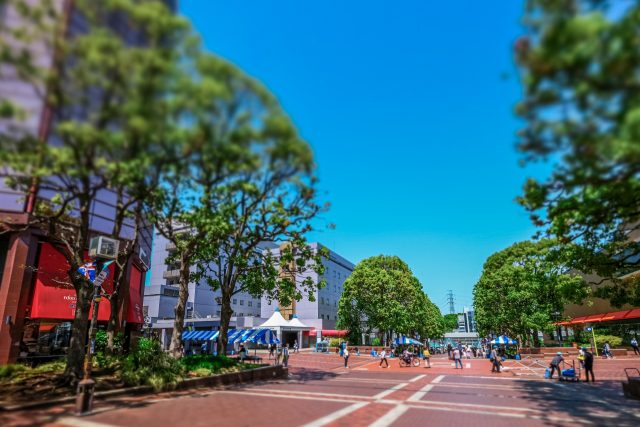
[
  {"x1": 58, "y1": 418, "x2": 118, "y2": 427},
  {"x1": 368, "y1": 404, "x2": 410, "y2": 427},
  {"x1": 409, "y1": 374, "x2": 426, "y2": 382},
  {"x1": 407, "y1": 383, "x2": 433, "y2": 402},
  {"x1": 432, "y1": 375, "x2": 445, "y2": 383},
  {"x1": 300, "y1": 401, "x2": 369, "y2": 427},
  {"x1": 372, "y1": 382, "x2": 409, "y2": 400}
]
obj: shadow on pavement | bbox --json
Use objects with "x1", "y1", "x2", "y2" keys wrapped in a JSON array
[{"x1": 515, "y1": 378, "x2": 640, "y2": 427}]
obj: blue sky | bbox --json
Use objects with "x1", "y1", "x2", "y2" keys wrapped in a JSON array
[{"x1": 181, "y1": 1, "x2": 547, "y2": 313}]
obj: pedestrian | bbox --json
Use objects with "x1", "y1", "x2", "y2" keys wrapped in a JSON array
[
  {"x1": 201, "y1": 341, "x2": 208, "y2": 355},
  {"x1": 582, "y1": 347, "x2": 595, "y2": 382},
  {"x1": 276, "y1": 345, "x2": 283, "y2": 365},
  {"x1": 344, "y1": 347, "x2": 350, "y2": 368},
  {"x1": 603, "y1": 341, "x2": 613, "y2": 359},
  {"x1": 423, "y1": 347, "x2": 431, "y2": 368},
  {"x1": 379, "y1": 348, "x2": 389, "y2": 368},
  {"x1": 447, "y1": 343, "x2": 453, "y2": 359},
  {"x1": 269, "y1": 343, "x2": 275, "y2": 359},
  {"x1": 490, "y1": 347, "x2": 501, "y2": 373},
  {"x1": 355, "y1": 346, "x2": 360, "y2": 356},
  {"x1": 453, "y1": 348, "x2": 463, "y2": 369},
  {"x1": 630, "y1": 337, "x2": 639, "y2": 356},
  {"x1": 466, "y1": 345, "x2": 472, "y2": 359},
  {"x1": 578, "y1": 347, "x2": 585, "y2": 369},
  {"x1": 293, "y1": 340, "x2": 299, "y2": 353},
  {"x1": 548, "y1": 352, "x2": 564, "y2": 379},
  {"x1": 282, "y1": 344, "x2": 290, "y2": 367}
]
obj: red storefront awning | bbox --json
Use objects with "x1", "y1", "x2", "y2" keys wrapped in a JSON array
[{"x1": 557, "y1": 309, "x2": 640, "y2": 326}]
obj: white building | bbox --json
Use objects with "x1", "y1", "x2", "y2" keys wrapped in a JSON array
[
  {"x1": 144, "y1": 237, "x2": 354, "y2": 349},
  {"x1": 260, "y1": 243, "x2": 354, "y2": 336}
]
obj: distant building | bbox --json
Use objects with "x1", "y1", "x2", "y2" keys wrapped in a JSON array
[
  {"x1": 144, "y1": 240, "x2": 353, "y2": 349},
  {"x1": 457, "y1": 307, "x2": 477, "y2": 333},
  {"x1": 260, "y1": 243, "x2": 354, "y2": 335},
  {"x1": 144, "y1": 230, "x2": 265, "y2": 349}
]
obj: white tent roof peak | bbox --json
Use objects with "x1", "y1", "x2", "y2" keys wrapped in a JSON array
[
  {"x1": 259, "y1": 307, "x2": 290, "y2": 328},
  {"x1": 288, "y1": 315, "x2": 308, "y2": 328}
]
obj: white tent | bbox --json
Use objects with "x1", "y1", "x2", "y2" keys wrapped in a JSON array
[
  {"x1": 288, "y1": 314, "x2": 309, "y2": 329},
  {"x1": 259, "y1": 307, "x2": 290, "y2": 328},
  {"x1": 259, "y1": 309, "x2": 311, "y2": 348}
]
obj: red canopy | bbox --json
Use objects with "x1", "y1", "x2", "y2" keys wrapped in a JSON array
[
  {"x1": 309, "y1": 329, "x2": 348, "y2": 337},
  {"x1": 557, "y1": 309, "x2": 640, "y2": 326}
]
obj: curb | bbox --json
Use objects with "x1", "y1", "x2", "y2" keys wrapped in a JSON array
[{"x1": 0, "y1": 364, "x2": 288, "y2": 412}]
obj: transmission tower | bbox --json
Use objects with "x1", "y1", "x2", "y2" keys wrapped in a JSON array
[{"x1": 446, "y1": 290, "x2": 455, "y2": 314}]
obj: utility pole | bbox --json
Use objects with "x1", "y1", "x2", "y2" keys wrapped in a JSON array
[{"x1": 446, "y1": 290, "x2": 455, "y2": 315}]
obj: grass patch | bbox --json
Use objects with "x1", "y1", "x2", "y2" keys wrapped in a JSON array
[{"x1": 180, "y1": 355, "x2": 258, "y2": 376}]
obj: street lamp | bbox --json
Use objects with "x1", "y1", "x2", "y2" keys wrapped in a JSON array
[{"x1": 76, "y1": 236, "x2": 119, "y2": 415}]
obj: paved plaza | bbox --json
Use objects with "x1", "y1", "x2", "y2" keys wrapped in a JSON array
[{"x1": 2, "y1": 352, "x2": 640, "y2": 427}]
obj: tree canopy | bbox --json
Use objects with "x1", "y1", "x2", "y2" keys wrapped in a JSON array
[
  {"x1": 337, "y1": 255, "x2": 442, "y2": 345},
  {"x1": 515, "y1": 0, "x2": 640, "y2": 306},
  {"x1": 473, "y1": 240, "x2": 589, "y2": 345}
]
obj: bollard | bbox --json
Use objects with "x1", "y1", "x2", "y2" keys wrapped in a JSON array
[{"x1": 76, "y1": 378, "x2": 96, "y2": 415}]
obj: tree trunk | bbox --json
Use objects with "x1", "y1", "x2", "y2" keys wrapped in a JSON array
[
  {"x1": 169, "y1": 256, "x2": 191, "y2": 358},
  {"x1": 218, "y1": 292, "x2": 233, "y2": 355},
  {"x1": 64, "y1": 281, "x2": 92, "y2": 383}
]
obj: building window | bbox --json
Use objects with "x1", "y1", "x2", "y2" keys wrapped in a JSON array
[
  {"x1": 320, "y1": 314, "x2": 324, "y2": 319},
  {"x1": 239, "y1": 313, "x2": 244, "y2": 317},
  {"x1": 233, "y1": 298, "x2": 237, "y2": 304},
  {"x1": 216, "y1": 310, "x2": 220, "y2": 316},
  {"x1": 248, "y1": 301, "x2": 252, "y2": 307},
  {"x1": 239, "y1": 300, "x2": 244, "y2": 306},
  {"x1": 320, "y1": 297, "x2": 324, "y2": 305}
]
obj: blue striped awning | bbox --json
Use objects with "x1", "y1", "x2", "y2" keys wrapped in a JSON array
[
  {"x1": 182, "y1": 330, "x2": 216, "y2": 341},
  {"x1": 394, "y1": 336, "x2": 423, "y2": 346}
]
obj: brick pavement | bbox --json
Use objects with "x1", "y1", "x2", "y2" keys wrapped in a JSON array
[{"x1": 1, "y1": 352, "x2": 639, "y2": 427}]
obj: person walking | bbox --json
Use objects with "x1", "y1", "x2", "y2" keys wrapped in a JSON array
[
  {"x1": 582, "y1": 347, "x2": 595, "y2": 382},
  {"x1": 453, "y1": 348, "x2": 463, "y2": 369},
  {"x1": 603, "y1": 341, "x2": 613, "y2": 359},
  {"x1": 269, "y1": 343, "x2": 275, "y2": 360},
  {"x1": 343, "y1": 347, "x2": 350, "y2": 368},
  {"x1": 293, "y1": 340, "x2": 299, "y2": 354},
  {"x1": 379, "y1": 348, "x2": 389, "y2": 368},
  {"x1": 630, "y1": 337, "x2": 639, "y2": 356},
  {"x1": 490, "y1": 347, "x2": 501, "y2": 373},
  {"x1": 282, "y1": 345, "x2": 290, "y2": 367},
  {"x1": 447, "y1": 343, "x2": 453, "y2": 359},
  {"x1": 549, "y1": 352, "x2": 564, "y2": 379},
  {"x1": 423, "y1": 347, "x2": 431, "y2": 368}
]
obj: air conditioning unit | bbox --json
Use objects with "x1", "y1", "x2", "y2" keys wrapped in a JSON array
[{"x1": 89, "y1": 236, "x2": 119, "y2": 260}]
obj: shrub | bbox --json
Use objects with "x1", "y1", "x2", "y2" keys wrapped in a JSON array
[
  {"x1": 0, "y1": 364, "x2": 26, "y2": 379},
  {"x1": 120, "y1": 338, "x2": 182, "y2": 391},
  {"x1": 179, "y1": 355, "x2": 238, "y2": 374},
  {"x1": 371, "y1": 337, "x2": 381, "y2": 346},
  {"x1": 328, "y1": 338, "x2": 342, "y2": 347},
  {"x1": 95, "y1": 330, "x2": 124, "y2": 355},
  {"x1": 593, "y1": 335, "x2": 623, "y2": 347}
]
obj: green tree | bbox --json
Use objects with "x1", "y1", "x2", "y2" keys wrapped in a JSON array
[
  {"x1": 337, "y1": 255, "x2": 441, "y2": 345},
  {"x1": 515, "y1": 0, "x2": 640, "y2": 306},
  {"x1": 473, "y1": 240, "x2": 589, "y2": 346},
  {"x1": 0, "y1": 0, "x2": 187, "y2": 380},
  {"x1": 184, "y1": 53, "x2": 327, "y2": 352},
  {"x1": 442, "y1": 313, "x2": 459, "y2": 332}
]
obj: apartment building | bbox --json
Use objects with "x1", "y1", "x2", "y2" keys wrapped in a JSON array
[{"x1": 260, "y1": 243, "x2": 355, "y2": 331}]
